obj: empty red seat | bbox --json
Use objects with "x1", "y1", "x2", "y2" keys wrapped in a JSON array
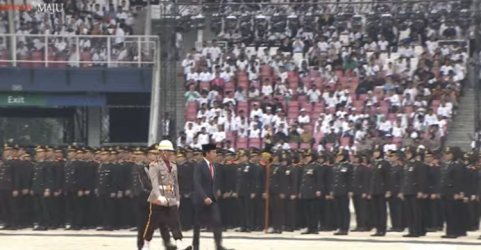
[
  {"x1": 0, "y1": 52, "x2": 9, "y2": 67},
  {"x1": 289, "y1": 143, "x2": 298, "y2": 149},
  {"x1": 30, "y1": 50, "x2": 43, "y2": 67},
  {"x1": 300, "y1": 143, "x2": 310, "y2": 149},
  {"x1": 80, "y1": 51, "x2": 92, "y2": 67},
  {"x1": 248, "y1": 138, "x2": 261, "y2": 148},
  {"x1": 237, "y1": 138, "x2": 248, "y2": 149}
]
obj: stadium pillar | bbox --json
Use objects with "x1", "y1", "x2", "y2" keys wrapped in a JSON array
[
  {"x1": 474, "y1": 0, "x2": 481, "y2": 150},
  {"x1": 87, "y1": 107, "x2": 102, "y2": 147}
]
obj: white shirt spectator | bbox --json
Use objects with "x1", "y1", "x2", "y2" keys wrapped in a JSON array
[
  {"x1": 306, "y1": 88, "x2": 321, "y2": 102},
  {"x1": 186, "y1": 72, "x2": 200, "y2": 82},
  {"x1": 197, "y1": 133, "x2": 210, "y2": 145},
  {"x1": 211, "y1": 131, "x2": 226, "y2": 143},
  {"x1": 392, "y1": 125, "x2": 404, "y2": 138},
  {"x1": 298, "y1": 114, "x2": 310, "y2": 124},
  {"x1": 399, "y1": 46, "x2": 414, "y2": 58},
  {"x1": 236, "y1": 60, "x2": 249, "y2": 71},
  {"x1": 261, "y1": 84, "x2": 273, "y2": 96},
  {"x1": 249, "y1": 128, "x2": 261, "y2": 138},
  {"x1": 377, "y1": 120, "x2": 392, "y2": 133}
]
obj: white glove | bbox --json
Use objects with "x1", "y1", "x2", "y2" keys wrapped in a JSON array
[
  {"x1": 177, "y1": 200, "x2": 180, "y2": 208},
  {"x1": 157, "y1": 196, "x2": 167, "y2": 204}
]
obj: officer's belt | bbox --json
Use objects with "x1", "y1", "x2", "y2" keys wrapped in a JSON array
[{"x1": 159, "y1": 185, "x2": 173, "y2": 192}]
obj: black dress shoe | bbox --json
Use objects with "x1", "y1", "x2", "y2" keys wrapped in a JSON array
[
  {"x1": 164, "y1": 243, "x2": 177, "y2": 250},
  {"x1": 403, "y1": 234, "x2": 419, "y2": 238},
  {"x1": 182, "y1": 247, "x2": 193, "y2": 250},
  {"x1": 301, "y1": 230, "x2": 311, "y2": 234},
  {"x1": 371, "y1": 232, "x2": 386, "y2": 237},
  {"x1": 334, "y1": 230, "x2": 348, "y2": 235},
  {"x1": 217, "y1": 246, "x2": 234, "y2": 250},
  {"x1": 351, "y1": 228, "x2": 361, "y2": 232},
  {"x1": 441, "y1": 235, "x2": 458, "y2": 239}
]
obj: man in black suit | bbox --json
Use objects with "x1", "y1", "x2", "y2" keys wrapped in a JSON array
[{"x1": 192, "y1": 144, "x2": 233, "y2": 250}]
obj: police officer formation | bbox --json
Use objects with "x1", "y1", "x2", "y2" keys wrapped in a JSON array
[{"x1": 1, "y1": 142, "x2": 481, "y2": 243}]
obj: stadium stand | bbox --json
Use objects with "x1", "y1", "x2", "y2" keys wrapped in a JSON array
[
  {"x1": 0, "y1": 0, "x2": 154, "y2": 67},
  {"x1": 178, "y1": 1, "x2": 472, "y2": 154}
]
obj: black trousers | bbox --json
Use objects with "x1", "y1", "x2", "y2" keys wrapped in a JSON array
[
  {"x1": 224, "y1": 197, "x2": 239, "y2": 228},
  {"x1": 388, "y1": 196, "x2": 404, "y2": 230},
  {"x1": 296, "y1": 199, "x2": 306, "y2": 229},
  {"x1": 333, "y1": 195, "x2": 350, "y2": 231},
  {"x1": 353, "y1": 195, "x2": 369, "y2": 229},
  {"x1": 323, "y1": 198, "x2": 337, "y2": 230},
  {"x1": 180, "y1": 196, "x2": 193, "y2": 231},
  {"x1": 192, "y1": 202, "x2": 222, "y2": 249},
  {"x1": 143, "y1": 203, "x2": 183, "y2": 242},
  {"x1": 254, "y1": 196, "x2": 265, "y2": 230},
  {"x1": 136, "y1": 199, "x2": 175, "y2": 250},
  {"x1": 99, "y1": 195, "x2": 115, "y2": 228},
  {"x1": 427, "y1": 198, "x2": 443, "y2": 229},
  {"x1": 18, "y1": 194, "x2": 33, "y2": 227},
  {"x1": 285, "y1": 198, "x2": 296, "y2": 229},
  {"x1": 467, "y1": 200, "x2": 479, "y2": 230},
  {"x1": 317, "y1": 197, "x2": 326, "y2": 229},
  {"x1": 49, "y1": 194, "x2": 63, "y2": 227},
  {"x1": 371, "y1": 195, "x2": 387, "y2": 233},
  {"x1": 33, "y1": 194, "x2": 50, "y2": 227},
  {"x1": 0, "y1": 190, "x2": 14, "y2": 227},
  {"x1": 239, "y1": 196, "x2": 254, "y2": 229},
  {"x1": 303, "y1": 198, "x2": 319, "y2": 231},
  {"x1": 405, "y1": 195, "x2": 423, "y2": 235},
  {"x1": 270, "y1": 195, "x2": 285, "y2": 230},
  {"x1": 64, "y1": 192, "x2": 77, "y2": 226}
]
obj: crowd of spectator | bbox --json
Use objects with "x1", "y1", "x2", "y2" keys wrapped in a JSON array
[
  {"x1": 0, "y1": 0, "x2": 154, "y2": 67},
  {"x1": 178, "y1": 3, "x2": 471, "y2": 155}
]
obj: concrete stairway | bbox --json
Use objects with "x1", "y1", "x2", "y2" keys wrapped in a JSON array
[
  {"x1": 133, "y1": 9, "x2": 148, "y2": 35},
  {"x1": 175, "y1": 61, "x2": 186, "y2": 133},
  {"x1": 445, "y1": 89, "x2": 477, "y2": 151}
]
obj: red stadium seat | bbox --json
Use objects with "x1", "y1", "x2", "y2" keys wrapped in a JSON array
[
  {"x1": 30, "y1": 50, "x2": 43, "y2": 67},
  {"x1": 237, "y1": 138, "x2": 248, "y2": 149},
  {"x1": 0, "y1": 52, "x2": 9, "y2": 67},
  {"x1": 289, "y1": 143, "x2": 298, "y2": 149},
  {"x1": 248, "y1": 138, "x2": 261, "y2": 148}
]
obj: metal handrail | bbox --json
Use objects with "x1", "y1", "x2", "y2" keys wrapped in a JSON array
[{"x1": 0, "y1": 34, "x2": 159, "y2": 68}]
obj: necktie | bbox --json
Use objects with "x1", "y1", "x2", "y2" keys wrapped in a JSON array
[{"x1": 209, "y1": 163, "x2": 214, "y2": 179}]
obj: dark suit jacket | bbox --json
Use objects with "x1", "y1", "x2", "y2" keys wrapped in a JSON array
[{"x1": 193, "y1": 159, "x2": 217, "y2": 206}]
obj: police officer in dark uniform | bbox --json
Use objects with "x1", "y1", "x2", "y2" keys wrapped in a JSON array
[
  {"x1": 440, "y1": 146, "x2": 466, "y2": 238},
  {"x1": 96, "y1": 148, "x2": 116, "y2": 231},
  {"x1": 399, "y1": 146, "x2": 428, "y2": 237},
  {"x1": 85, "y1": 147, "x2": 100, "y2": 229},
  {"x1": 351, "y1": 151, "x2": 370, "y2": 232},
  {"x1": 44, "y1": 146, "x2": 63, "y2": 229},
  {"x1": 300, "y1": 150, "x2": 323, "y2": 234},
  {"x1": 314, "y1": 152, "x2": 330, "y2": 232},
  {"x1": 329, "y1": 149, "x2": 352, "y2": 236},
  {"x1": 235, "y1": 149, "x2": 258, "y2": 232},
  {"x1": 0, "y1": 144, "x2": 14, "y2": 230},
  {"x1": 177, "y1": 148, "x2": 194, "y2": 231},
  {"x1": 131, "y1": 147, "x2": 154, "y2": 250},
  {"x1": 425, "y1": 150, "x2": 442, "y2": 232},
  {"x1": 63, "y1": 146, "x2": 79, "y2": 230},
  {"x1": 268, "y1": 151, "x2": 287, "y2": 234},
  {"x1": 12, "y1": 145, "x2": 34, "y2": 228},
  {"x1": 32, "y1": 146, "x2": 55, "y2": 230},
  {"x1": 253, "y1": 149, "x2": 266, "y2": 232},
  {"x1": 75, "y1": 147, "x2": 96, "y2": 229},
  {"x1": 463, "y1": 151, "x2": 479, "y2": 232},
  {"x1": 219, "y1": 150, "x2": 237, "y2": 230},
  {"x1": 387, "y1": 150, "x2": 405, "y2": 232},
  {"x1": 284, "y1": 151, "x2": 299, "y2": 232},
  {"x1": 369, "y1": 145, "x2": 391, "y2": 236}
]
